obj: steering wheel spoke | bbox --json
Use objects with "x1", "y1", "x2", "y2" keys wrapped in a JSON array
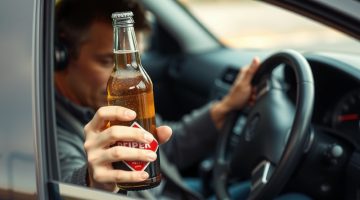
[{"x1": 251, "y1": 160, "x2": 275, "y2": 193}]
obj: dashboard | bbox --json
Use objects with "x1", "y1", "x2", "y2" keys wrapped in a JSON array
[
  {"x1": 331, "y1": 89, "x2": 360, "y2": 141},
  {"x1": 284, "y1": 52, "x2": 360, "y2": 147}
]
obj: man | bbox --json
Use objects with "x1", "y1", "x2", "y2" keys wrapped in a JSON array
[{"x1": 55, "y1": 0, "x2": 310, "y2": 199}]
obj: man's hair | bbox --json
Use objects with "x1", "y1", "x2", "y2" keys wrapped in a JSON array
[{"x1": 55, "y1": 0, "x2": 149, "y2": 59}]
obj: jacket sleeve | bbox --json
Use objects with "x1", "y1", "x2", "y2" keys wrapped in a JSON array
[
  {"x1": 57, "y1": 126, "x2": 88, "y2": 184},
  {"x1": 160, "y1": 103, "x2": 220, "y2": 170}
]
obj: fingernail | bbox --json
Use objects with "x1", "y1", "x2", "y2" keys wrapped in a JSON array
[
  {"x1": 147, "y1": 152, "x2": 157, "y2": 161},
  {"x1": 144, "y1": 132, "x2": 154, "y2": 143},
  {"x1": 253, "y1": 57, "x2": 260, "y2": 65},
  {"x1": 140, "y1": 172, "x2": 149, "y2": 179},
  {"x1": 125, "y1": 110, "x2": 136, "y2": 118}
]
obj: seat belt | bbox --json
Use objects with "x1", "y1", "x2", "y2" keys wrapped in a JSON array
[{"x1": 159, "y1": 150, "x2": 204, "y2": 200}]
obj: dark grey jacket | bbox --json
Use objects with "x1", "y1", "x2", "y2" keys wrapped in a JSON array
[{"x1": 56, "y1": 93, "x2": 219, "y2": 199}]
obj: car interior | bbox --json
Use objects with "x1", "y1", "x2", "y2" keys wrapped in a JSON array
[{"x1": 47, "y1": 0, "x2": 360, "y2": 199}]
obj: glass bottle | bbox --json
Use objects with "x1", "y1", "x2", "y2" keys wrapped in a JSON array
[{"x1": 107, "y1": 11, "x2": 161, "y2": 191}]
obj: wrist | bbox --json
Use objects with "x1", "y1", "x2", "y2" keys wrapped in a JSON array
[{"x1": 210, "y1": 99, "x2": 232, "y2": 130}]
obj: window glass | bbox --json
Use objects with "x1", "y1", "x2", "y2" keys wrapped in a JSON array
[{"x1": 181, "y1": 0, "x2": 360, "y2": 53}]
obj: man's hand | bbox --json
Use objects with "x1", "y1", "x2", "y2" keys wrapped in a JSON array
[
  {"x1": 83, "y1": 106, "x2": 172, "y2": 192},
  {"x1": 211, "y1": 57, "x2": 261, "y2": 129}
]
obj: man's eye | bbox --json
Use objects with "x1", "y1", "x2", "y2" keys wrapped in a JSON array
[{"x1": 99, "y1": 58, "x2": 114, "y2": 67}]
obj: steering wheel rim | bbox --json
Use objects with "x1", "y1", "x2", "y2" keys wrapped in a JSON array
[{"x1": 213, "y1": 49, "x2": 314, "y2": 200}]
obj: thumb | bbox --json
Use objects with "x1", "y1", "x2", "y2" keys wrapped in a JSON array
[{"x1": 243, "y1": 57, "x2": 261, "y2": 83}]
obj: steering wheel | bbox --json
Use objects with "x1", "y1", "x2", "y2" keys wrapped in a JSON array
[{"x1": 213, "y1": 49, "x2": 314, "y2": 200}]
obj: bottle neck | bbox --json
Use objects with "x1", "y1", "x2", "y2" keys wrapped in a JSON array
[{"x1": 113, "y1": 26, "x2": 141, "y2": 70}]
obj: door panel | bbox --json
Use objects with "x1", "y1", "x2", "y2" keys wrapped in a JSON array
[{"x1": 0, "y1": 0, "x2": 39, "y2": 199}]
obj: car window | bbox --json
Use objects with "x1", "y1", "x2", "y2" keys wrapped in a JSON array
[{"x1": 180, "y1": 0, "x2": 360, "y2": 53}]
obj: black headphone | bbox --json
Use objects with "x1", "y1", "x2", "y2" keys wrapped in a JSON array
[
  {"x1": 54, "y1": 35, "x2": 69, "y2": 71},
  {"x1": 55, "y1": 0, "x2": 69, "y2": 71}
]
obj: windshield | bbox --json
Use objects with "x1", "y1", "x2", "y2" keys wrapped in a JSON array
[{"x1": 181, "y1": 0, "x2": 360, "y2": 54}]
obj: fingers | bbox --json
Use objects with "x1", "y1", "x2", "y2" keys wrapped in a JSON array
[
  {"x1": 242, "y1": 57, "x2": 261, "y2": 83},
  {"x1": 92, "y1": 167, "x2": 150, "y2": 183},
  {"x1": 84, "y1": 106, "x2": 174, "y2": 188},
  {"x1": 222, "y1": 57, "x2": 261, "y2": 111},
  {"x1": 87, "y1": 126, "x2": 171, "y2": 165},
  {"x1": 93, "y1": 126, "x2": 155, "y2": 148},
  {"x1": 91, "y1": 146, "x2": 157, "y2": 164},
  {"x1": 248, "y1": 88, "x2": 257, "y2": 106},
  {"x1": 156, "y1": 125, "x2": 172, "y2": 144},
  {"x1": 87, "y1": 106, "x2": 136, "y2": 131}
]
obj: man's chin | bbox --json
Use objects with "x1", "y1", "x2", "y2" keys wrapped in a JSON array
[
  {"x1": 95, "y1": 104, "x2": 106, "y2": 109},
  {"x1": 91, "y1": 102, "x2": 107, "y2": 111}
]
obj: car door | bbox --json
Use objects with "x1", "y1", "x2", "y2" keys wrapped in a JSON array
[{"x1": 0, "y1": 0, "x2": 42, "y2": 199}]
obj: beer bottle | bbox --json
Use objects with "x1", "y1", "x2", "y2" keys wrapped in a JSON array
[{"x1": 107, "y1": 11, "x2": 161, "y2": 190}]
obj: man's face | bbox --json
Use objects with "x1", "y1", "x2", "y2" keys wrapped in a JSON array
[{"x1": 66, "y1": 21, "x2": 113, "y2": 110}]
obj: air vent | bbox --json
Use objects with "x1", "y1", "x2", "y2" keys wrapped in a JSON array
[{"x1": 221, "y1": 67, "x2": 239, "y2": 84}]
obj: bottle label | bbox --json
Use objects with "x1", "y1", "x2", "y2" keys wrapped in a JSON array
[{"x1": 115, "y1": 122, "x2": 159, "y2": 171}]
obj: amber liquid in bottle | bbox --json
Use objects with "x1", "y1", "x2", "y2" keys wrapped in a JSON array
[{"x1": 107, "y1": 51, "x2": 161, "y2": 190}]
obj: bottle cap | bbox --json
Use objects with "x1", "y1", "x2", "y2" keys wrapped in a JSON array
[
  {"x1": 112, "y1": 11, "x2": 134, "y2": 19},
  {"x1": 112, "y1": 11, "x2": 134, "y2": 27}
]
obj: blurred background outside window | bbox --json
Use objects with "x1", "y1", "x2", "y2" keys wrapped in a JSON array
[{"x1": 180, "y1": 0, "x2": 360, "y2": 53}]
